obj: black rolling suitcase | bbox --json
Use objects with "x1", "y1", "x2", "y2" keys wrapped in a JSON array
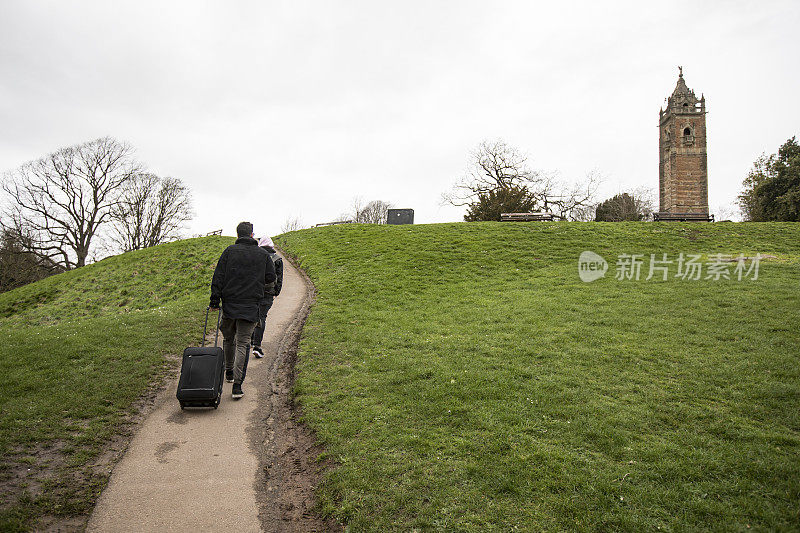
[{"x1": 177, "y1": 307, "x2": 224, "y2": 409}]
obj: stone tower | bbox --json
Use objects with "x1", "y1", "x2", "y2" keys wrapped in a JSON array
[{"x1": 658, "y1": 67, "x2": 708, "y2": 215}]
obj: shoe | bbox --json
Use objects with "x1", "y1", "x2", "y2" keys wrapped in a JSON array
[
  {"x1": 225, "y1": 370, "x2": 234, "y2": 383},
  {"x1": 232, "y1": 383, "x2": 244, "y2": 399},
  {"x1": 254, "y1": 348, "x2": 264, "y2": 359}
]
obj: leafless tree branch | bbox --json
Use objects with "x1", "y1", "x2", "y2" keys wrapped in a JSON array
[
  {"x1": 442, "y1": 140, "x2": 545, "y2": 207},
  {"x1": 353, "y1": 198, "x2": 394, "y2": 224},
  {"x1": 443, "y1": 140, "x2": 601, "y2": 220},
  {"x1": 1, "y1": 137, "x2": 140, "y2": 268},
  {"x1": 280, "y1": 216, "x2": 304, "y2": 233},
  {"x1": 109, "y1": 173, "x2": 193, "y2": 252}
]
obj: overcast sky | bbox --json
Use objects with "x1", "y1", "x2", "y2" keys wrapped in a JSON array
[{"x1": 1, "y1": 1, "x2": 798, "y2": 236}]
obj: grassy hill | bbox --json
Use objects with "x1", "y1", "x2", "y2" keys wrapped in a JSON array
[
  {"x1": 2, "y1": 223, "x2": 797, "y2": 532},
  {"x1": 277, "y1": 222, "x2": 800, "y2": 532},
  {"x1": 0, "y1": 236, "x2": 232, "y2": 531}
]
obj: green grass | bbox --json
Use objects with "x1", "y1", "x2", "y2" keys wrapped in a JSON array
[
  {"x1": 0, "y1": 236, "x2": 233, "y2": 532},
  {"x1": 277, "y1": 222, "x2": 800, "y2": 532}
]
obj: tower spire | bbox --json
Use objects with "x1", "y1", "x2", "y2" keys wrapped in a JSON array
[{"x1": 679, "y1": 65, "x2": 683, "y2": 78}]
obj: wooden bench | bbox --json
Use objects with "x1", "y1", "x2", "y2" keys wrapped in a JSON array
[
  {"x1": 191, "y1": 229, "x2": 223, "y2": 238},
  {"x1": 500, "y1": 212, "x2": 556, "y2": 222},
  {"x1": 653, "y1": 212, "x2": 714, "y2": 222},
  {"x1": 314, "y1": 220, "x2": 354, "y2": 227}
]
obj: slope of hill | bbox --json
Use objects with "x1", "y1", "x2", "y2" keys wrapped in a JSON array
[
  {"x1": 0, "y1": 236, "x2": 232, "y2": 531},
  {"x1": 277, "y1": 222, "x2": 800, "y2": 532}
]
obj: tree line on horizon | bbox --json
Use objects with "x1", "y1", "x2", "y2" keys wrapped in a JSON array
[
  {"x1": 445, "y1": 137, "x2": 799, "y2": 223},
  {"x1": 280, "y1": 198, "x2": 396, "y2": 232},
  {"x1": 0, "y1": 137, "x2": 193, "y2": 293},
  {"x1": 442, "y1": 139, "x2": 605, "y2": 222},
  {"x1": 2, "y1": 135, "x2": 797, "y2": 293}
]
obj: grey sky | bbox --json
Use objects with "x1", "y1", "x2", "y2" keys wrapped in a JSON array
[{"x1": 1, "y1": 1, "x2": 798, "y2": 236}]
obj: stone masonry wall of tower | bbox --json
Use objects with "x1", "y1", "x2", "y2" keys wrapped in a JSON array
[{"x1": 658, "y1": 69, "x2": 709, "y2": 214}]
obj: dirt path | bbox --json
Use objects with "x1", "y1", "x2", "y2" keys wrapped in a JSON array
[{"x1": 87, "y1": 252, "x2": 337, "y2": 532}]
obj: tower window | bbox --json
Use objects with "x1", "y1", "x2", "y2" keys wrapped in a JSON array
[{"x1": 683, "y1": 127, "x2": 691, "y2": 136}]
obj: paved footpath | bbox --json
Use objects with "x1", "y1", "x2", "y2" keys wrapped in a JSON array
[{"x1": 88, "y1": 252, "x2": 315, "y2": 532}]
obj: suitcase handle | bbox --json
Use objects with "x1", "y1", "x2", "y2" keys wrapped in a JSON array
[{"x1": 202, "y1": 307, "x2": 222, "y2": 348}]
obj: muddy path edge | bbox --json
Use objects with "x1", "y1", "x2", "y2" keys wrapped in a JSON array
[{"x1": 247, "y1": 249, "x2": 343, "y2": 532}]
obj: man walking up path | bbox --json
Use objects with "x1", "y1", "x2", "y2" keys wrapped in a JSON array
[
  {"x1": 87, "y1": 244, "x2": 318, "y2": 532},
  {"x1": 210, "y1": 222, "x2": 276, "y2": 399}
]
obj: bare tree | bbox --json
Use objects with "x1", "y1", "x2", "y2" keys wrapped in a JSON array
[
  {"x1": 354, "y1": 199, "x2": 393, "y2": 224},
  {"x1": 110, "y1": 173, "x2": 193, "y2": 251},
  {"x1": 443, "y1": 140, "x2": 543, "y2": 206},
  {"x1": 632, "y1": 186, "x2": 656, "y2": 220},
  {"x1": 570, "y1": 203, "x2": 598, "y2": 222},
  {"x1": 1, "y1": 137, "x2": 139, "y2": 269},
  {"x1": 532, "y1": 170, "x2": 602, "y2": 221},
  {"x1": 280, "y1": 215, "x2": 304, "y2": 233},
  {"x1": 348, "y1": 196, "x2": 366, "y2": 222},
  {"x1": 712, "y1": 203, "x2": 739, "y2": 222},
  {"x1": 443, "y1": 140, "x2": 600, "y2": 221},
  {"x1": 337, "y1": 197, "x2": 393, "y2": 224}
]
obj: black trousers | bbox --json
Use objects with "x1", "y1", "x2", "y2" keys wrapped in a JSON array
[
  {"x1": 241, "y1": 297, "x2": 274, "y2": 382},
  {"x1": 251, "y1": 297, "x2": 274, "y2": 351}
]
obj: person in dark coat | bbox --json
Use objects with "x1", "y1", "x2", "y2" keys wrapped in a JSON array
[
  {"x1": 251, "y1": 236, "x2": 283, "y2": 358},
  {"x1": 210, "y1": 221, "x2": 276, "y2": 399}
]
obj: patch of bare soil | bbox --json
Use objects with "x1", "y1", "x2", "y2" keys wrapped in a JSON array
[
  {"x1": 248, "y1": 256, "x2": 343, "y2": 532},
  {"x1": 0, "y1": 355, "x2": 181, "y2": 532}
]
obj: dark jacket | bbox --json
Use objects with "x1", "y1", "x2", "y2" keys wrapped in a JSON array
[
  {"x1": 210, "y1": 236, "x2": 277, "y2": 322},
  {"x1": 261, "y1": 245, "x2": 283, "y2": 298}
]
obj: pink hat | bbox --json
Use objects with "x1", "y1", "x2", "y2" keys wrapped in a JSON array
[{"x1": 258, "y1": 236, "x2": 275, "y2": 248}]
